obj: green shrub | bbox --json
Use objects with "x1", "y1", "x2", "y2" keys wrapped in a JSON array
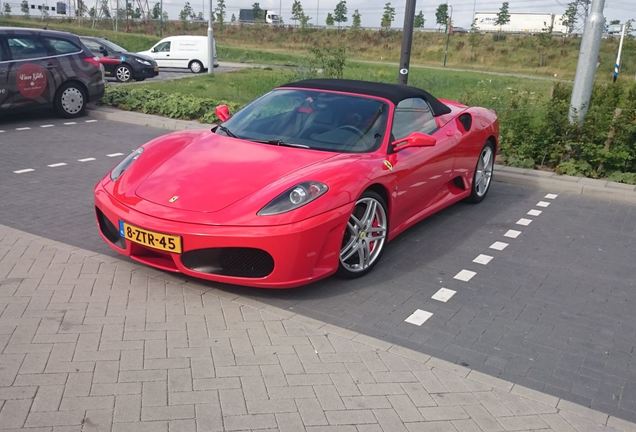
[{"x1": 102, "y1": 86, "x2": 242, "y2": 123}]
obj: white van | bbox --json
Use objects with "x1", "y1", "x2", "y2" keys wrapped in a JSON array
[{"x1": 138, "y1": 35, "x2": 218, "y2": 74}]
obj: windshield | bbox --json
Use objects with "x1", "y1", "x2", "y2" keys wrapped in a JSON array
[
  {"x1": 100, "y1": 39, "x2": 128, "y2": 53},
  {"x1": 219, "y1": 89, "x2": 389, "y2": 153}
]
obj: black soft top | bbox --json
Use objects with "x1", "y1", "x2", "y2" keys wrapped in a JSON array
[{"x1": 280, "y1": 79, "x2": 452, "y2": 116}]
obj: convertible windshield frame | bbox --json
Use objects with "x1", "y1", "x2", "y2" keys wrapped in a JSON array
[{"x1": 219, "y1": 88, "x2": 392, "y2": 154}]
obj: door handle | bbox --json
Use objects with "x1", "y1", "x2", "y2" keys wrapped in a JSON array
[
  {"x1": 45, "y1": 63, "x2": 56, "y2": 70},
  {"x1": 166, "y1": 54, "x2": 170, "y2": 57}
]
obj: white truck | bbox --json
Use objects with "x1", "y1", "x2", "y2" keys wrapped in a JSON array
[
  {"x1": 138, "y1": 36, "x2": 218, "y2": 74},
  {"x1": 238, "y1": 9, "x2": 281, "y2": 24},
  {"x1": 473, "y1": 12, "x2": 567, "y2": 34}
]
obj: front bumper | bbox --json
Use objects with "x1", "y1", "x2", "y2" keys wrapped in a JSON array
[
  {"x1": 94, "y1": 184, "x2": 351, "y2": 288},
  {"x1": 134, "y1": 65, "x2": 159, "y2": 79}
]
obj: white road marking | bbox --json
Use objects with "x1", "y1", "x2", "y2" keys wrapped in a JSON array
[
  {"x1": 107, "y1": 153, "x2": 124, "y2": 157},
  {"x1": 473, "y1": 254, "x2": 493, "y2": 265},
  {"x1": 505, "y1": 229, "x2": 522, "y2": 239},
  {"x1": 40, "y1": 124, "x2": 54, "y2": 128},
  {"x1": 454, "y1": 269, "x2": 476, "y2": 282},
  {"x1": 47, "y1": 163, "x2": 67, "y2": 167},
  {"x1": 16, "y1": 127, "x2": 31, "y2": 131},
  {"x1": 490, "y1": 241, "x2": 509, "y2": 251},
  {"x1": 405, "y1": 309, "x2": 433, "y2": 326},
  {"x1": 537, "y1": 201, "x2": 550, "y2": 208},
  {"x1": 85, "y1": 119, "x2": 98, "y2": 123},
  {"x1": 516, "y1": 218, "x2": 533, "y2": 226},
  {"x1": 64, "y1": 122, "x2": 77, "y2": 125},
  {"x1": 13, "y1": 169, "x2": 34, "y2": 174},
  {"x1": 77, "y1": 157, "x2": 96, "y2": 162},
  {"x1": 527, "y1": 209, "x2": 543, "y2": 216},
  {"x1": 432, "y1": 288, "x2": 456, "y2": 303},
  {"x1": 545, "y1": 193, "x2": 558, "y2": 199}
]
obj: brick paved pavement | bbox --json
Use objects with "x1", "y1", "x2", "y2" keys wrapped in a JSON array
[{"x1": 0, "y1": 223, "x2": 634, "y2": 432}]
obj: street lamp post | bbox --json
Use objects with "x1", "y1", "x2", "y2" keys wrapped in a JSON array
[
  {"x1": 443, "y1": 4, "x2": 453, "y2": 67},
  {"x1": 568, "y1": 0, "x2": 605, "y2": 124},
  {"x1": 207, "y1": 0, "x2": 214, "y2": 75},
  {"x1": 397, "y1": 0, "x2": 416, "y2": 85}
]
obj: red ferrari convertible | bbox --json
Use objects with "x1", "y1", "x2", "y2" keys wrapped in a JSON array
[{"x1": 94, "y1": 79, "x2": 499, "y2": 288}]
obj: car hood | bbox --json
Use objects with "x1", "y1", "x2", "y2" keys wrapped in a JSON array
[{"x1": 135, "y1": 133, "x2": 337, "y2": 213}]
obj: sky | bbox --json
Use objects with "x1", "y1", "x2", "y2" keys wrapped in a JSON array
[{"x1": 160, "y1": 0, "x2": 635, "y2": 29}]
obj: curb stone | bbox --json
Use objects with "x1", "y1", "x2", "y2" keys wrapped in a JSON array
[
  {"x1": 88, "y1": 106, "x2": 636, "y2": 203},
  {"x1": 1, "y1": 222, "x2": 635, "y2": 430}
]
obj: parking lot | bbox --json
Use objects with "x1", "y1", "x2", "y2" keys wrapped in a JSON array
[
  {"x1": 105, "y1": 64, "x2": 244, "y2": 84},
  {"x1": 1, "y1": 112, "x2": 634, "y2": 423}
]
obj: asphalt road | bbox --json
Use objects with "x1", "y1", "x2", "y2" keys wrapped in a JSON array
[{"x1": 1, "y1": 114, "x2": 635, "y2": 422}]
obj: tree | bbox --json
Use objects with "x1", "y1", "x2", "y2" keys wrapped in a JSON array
[
  {"x1": 99, "y1": 0, "x2": 111, "y2": 18},
  {"x1": 20, "y1": 0, "x2": 28, "y2": 15},
  {"x1": 76, "y1": 0, "x2": 87, "y2": 16},
  {"x1": 435, "y1": 4, "x2": 448, "y2": 30},
  {"x1": 179, "y1": 1, "x2": 194, "y2": 21},
  {"x1": 351, "y1": 9, "x2": 361, "y2": 29},
  {"x1": 561, "y1": 1, "x2": 578, "y2": 35},
  {"x1": 495, "y1": 1, "x2": 510, "y2": 37},
  {"x1": 325, "y1": 12, "x2": 334, "y2": 26},
  {"x1": 215, "y1": 0, "x2": 226, "y2": 27},
  {"x1": 231, "y1": 13, "x2": 236, "y2": 23},
  {"x1": 291, "y1": 0, "x2": 304, "y2": 26},
  {"x1": 468, "y1": 18, "x2": 479, "y2": 61},
  {"x1": 380, "y1": 2, "x2": 395, "y2": 31},
  {"x1": 251, "y1": 2, "x2": 264, "y2": 21},
  {"x1": 537, "y1": 20, "x2": 554, "y2": 66},
  {"x1": 333, "y1": 0, "x2": 347, "y2": 27},
  {"x1": 88, "y1": 6, "x2": 96, "y2": 18},
  {"x1": 414, "y1": 10, "x2": 424, "y2": 28},
  {"x1": 3, "y1": 2, "x2": 12, "y2": 14},
  {"x1": 151, "y1": 2, "x2": 161, "y2": 19}
]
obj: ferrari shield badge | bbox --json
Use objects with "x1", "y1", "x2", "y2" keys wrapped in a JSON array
[
  {"x1": 168, "y1": 195, "x2": 179, "y2": 203},
  {"x1": 383, "y1": 160, "x2": 394, "y2": 171}
]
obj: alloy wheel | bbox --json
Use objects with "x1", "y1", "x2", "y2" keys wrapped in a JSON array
[
  {"x1": 116, "y1": 65, "x2": 132, "y2": 82},
  {"x1": 474, "y1": 145, "x2": 494, "y2": 197},
  {"x1": 340, "y1": 196, "x2": 387, "y2": 273}
]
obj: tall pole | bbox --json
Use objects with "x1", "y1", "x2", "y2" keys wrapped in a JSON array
[
  {"x1": 158, "y1": 0, "x2": 162, "y2": 36},
  {"x1": 443, "y1": 4, "x2": 452, "y2": 67},
  {"x1": 207, "y1": 0, "x2": 214, "y2": 74},
  {"x1": 115, "y1": 0, "x2": 119, "y2": 31},
  {"x1": 316, "y1": 0, "x2": 319, "y2": 26},
  {"x1": 568, "y1": 0, "x2": 605, "y2": 124},
  {"x1": 397, "y1": 0, "x2": 416, "y2": 85},
  {"x1": 613, "y1": 24, "x2": 626, "y2": 82}
]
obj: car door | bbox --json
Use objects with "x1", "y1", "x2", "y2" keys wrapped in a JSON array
[
  {"x1": 389, "y1": 97, "x2": 458, "y2": 225},
  {"x1": 4, "y1": 33, "x2": 55, "y2": 110},
  {"x1": 150, "y1": 41, "x2": 172, "y2": 68}
]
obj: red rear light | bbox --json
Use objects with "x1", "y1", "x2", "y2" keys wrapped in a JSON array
[{"x1": 83, "y1": 56, "x2": 101, "y2": 67}]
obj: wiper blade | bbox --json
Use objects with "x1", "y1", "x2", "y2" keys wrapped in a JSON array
[
  {"x1": 215, "y1": 125, "x2": 238, "y2": 138},
  {"x1": 252, "y1": 139, "x2": 309, "y2": 149}
]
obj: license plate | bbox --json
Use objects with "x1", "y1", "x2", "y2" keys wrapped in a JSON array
[{"x1": 119, "y1": 221, "x2": 182, "y2": 253}]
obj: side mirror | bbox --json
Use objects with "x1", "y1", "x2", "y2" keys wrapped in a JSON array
[
  {"x1": 99, "y1": 46, "x2": 108, "y2": 56},
  {"x1": 151, "y1": 47, "x2": 157, "y2": 53},
  {"x1": 215, "y1": 104, "x2": 231, "y2": 122},
  {"x1": 392, "y1": 132, "x2": 436, "y2": 152}
]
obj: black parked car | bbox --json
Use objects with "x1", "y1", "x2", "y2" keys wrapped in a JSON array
[
  {"x1": 80, "y1": 36, "x2": 159, "y2": 83},
  {"x1": 0, "y1": 27, "x2": 104, "y2": 118}
]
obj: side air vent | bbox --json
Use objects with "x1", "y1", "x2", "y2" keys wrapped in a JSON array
[{"x1": 458, "y1": 113, "x2": 472, "y2": 132}]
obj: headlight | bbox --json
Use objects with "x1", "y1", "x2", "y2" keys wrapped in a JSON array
[
  {"x1": 258, "y1": 181, "x2": 328, "y2": 216},
  {"x1": 134, "y1": 57, "x2": 152, "y2": 66},
  {"x1": 110, "y1": 147, "x2": 143, "y2": 181}
]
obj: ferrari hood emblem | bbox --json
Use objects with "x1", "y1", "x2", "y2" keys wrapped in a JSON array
[
  {"x1": 383, "y1": 160, "x2": 394, "y2": 171},
  {"x1": 168, "y1": 195, "x2": 179, "y2": 203}
]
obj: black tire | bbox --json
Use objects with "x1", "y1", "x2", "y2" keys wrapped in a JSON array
[
  {"x1": 115, "y1": 64, "x2": 133, "y2": 83},
  {"x1": 337, "y1": 190, "x2": 389, "y2": 279},
  {"x1": 135, "y1": 77, "x2": 146, "y2": 82},
  {"x1": 189, "y1": 60, "x2": 203, "y2": 74},
  {"x1": 467, "y1": 141, "x2": 495, "y2": 203},
  {"x1": 54, "y1": 82, "x2": 87, "y2": 118}
]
